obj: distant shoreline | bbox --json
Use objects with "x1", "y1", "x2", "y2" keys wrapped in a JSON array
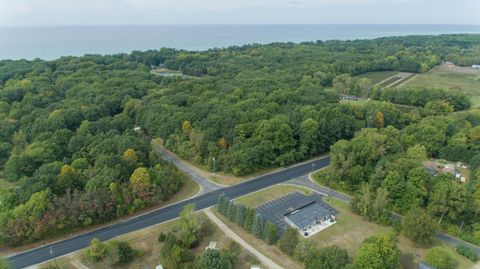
[{"x1": 1, "y1": 24, "x2": 479, "y2": 60}]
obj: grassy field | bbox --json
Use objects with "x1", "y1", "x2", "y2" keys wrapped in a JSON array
[
  {"x1": 357, "y1": 71, "x2": 399, "y2": 84},
  {"x1": 150, "y1": 67, "x2": 200, "y2": 79},
  {"x1": 311, "y1": 196, "x2": 392, "y2": 256},
  {"x1": 40, "y1": 212, "x2": 261, "y2": 269},
  {"x1": 401, "y1": 64, "x2": 480, "y2": 107},
  {"x1": 0, "y1": 178, "x2": 15, "y2": 189},
  {"x1": 235, "y1": 183, "x2": 475, "y2": 269}
]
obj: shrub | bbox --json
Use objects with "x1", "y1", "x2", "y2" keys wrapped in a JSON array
[
  {"x1": 158, "y1": 232, "x2": 166, "y2": 242},
  {"x1": 305, "y1": 245, "x2": 349, "y2": 269},
  {"x1": 85, "y1": 238, "x2": 107, "y2": 263},
  {"x1": 456, "y1": 245, "x2": 479, "y2": 262},
  {"x1": 424, "y1": 247, "x2": 456, "y2": 269}
]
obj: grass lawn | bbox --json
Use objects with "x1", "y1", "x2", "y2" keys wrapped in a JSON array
[
  {"x1": 0, "y1": 178, "x2": 15, "y2": 189},
  {"x1": 40, "y1": 212, "x2": 261, "y2": 269},
  {"x1": 401, "y1": 65, "x2": 480, "y2": 107},
  {"x1": 357, "y1": 71, "x2": 399, "y2": 84},
  {"x1": 236, "y1": 184, "x2": 312, "y2": 208},
  {"x1": 150, "y1": 67, "x2": 200, "y2": 79},
  {"x1": 310, "y1": 196, "x2": 393, "y2": 256}
]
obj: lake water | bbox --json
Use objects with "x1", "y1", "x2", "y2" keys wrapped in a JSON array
[{"x1": 1, "y1": 24, "x2": 479, "y2": 60}]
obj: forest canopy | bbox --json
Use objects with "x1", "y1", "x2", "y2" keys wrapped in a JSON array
[{"x1": 0, "y1": 34, "x2": 479, "y2": 245}]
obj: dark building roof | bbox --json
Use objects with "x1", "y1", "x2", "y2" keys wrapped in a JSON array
[{"x1": 284, "y1": 201, "x2": 336, "y2": 230}]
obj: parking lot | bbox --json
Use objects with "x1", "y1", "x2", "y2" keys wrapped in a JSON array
[{"x1": 255, "y1": 191, "x2": 334, "y2": 233}]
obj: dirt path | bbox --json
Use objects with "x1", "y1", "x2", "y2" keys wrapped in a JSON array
[
  {"x1": 71, "y1": 260, "x2": 91, "y2": 269},
  {"x1": 204, "y1": 209, "x2": 283, "y2": 269}
]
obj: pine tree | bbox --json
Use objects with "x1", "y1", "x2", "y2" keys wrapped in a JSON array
[
  {"x1": 235, "y1": 204, "x2": 247, "y2": 227},
  {"x1": 244, "y1": 208, "x2": 255, "y2": 232},
  {"x1": 217, "y1": 194, "x2": 227, "y2": 215},
  {"x1": 227, "y1": 202, "x2": 237, "y2": 221},
  {"x1": 252, "y1": 214, "x2": 264, "y2": 238}
]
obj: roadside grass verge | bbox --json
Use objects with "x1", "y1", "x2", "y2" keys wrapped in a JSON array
[{"x1": 0, "y1": 178, "x2": 15, "y2": 189}]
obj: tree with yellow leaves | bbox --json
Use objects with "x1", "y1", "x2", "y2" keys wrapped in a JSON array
[{"x1": 122, "y1": 148, "x2": 138, "y2": 162}]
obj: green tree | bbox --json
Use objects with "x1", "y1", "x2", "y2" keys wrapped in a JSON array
[
  {"x1": 294, "y1": 240, "x2": 316, "y2": 262},
  {"x1": 402, "y1": 208, "x2": 437, "y2": 245},
  {"x1": 428, "y1": 181, "x2": 467, "y2": 224},
  {"x1": 424, "y1": 247, "x2": 455, "y2": 269},
  {"x1": 305, "y1": 245, "x2": 349, "y2": 269},
  {"x1": 85, "y1": 238, "x2": 107, "y2": 262},
  {"x1": 277, "y1": 227, "x2": 299, "y2": 256},
  {"x1": 263, "y1": 222, "x2": 279, "y2": 245},
  {"x1": 354, "y1": 233, "x2": 401, "y2": 269},
  {"x1": 235, "y1": 204, "x2": 247, "y2": 227},
  {"x1": 193, "y1": 249, "x2": 235, "y2": 269},
  {"x1": 243, "y1": 208, "x2": 255, "y2": 232},
  {"x1": 425, "y1": 100, "x2": 454, "y2": 115},
  {"x1": 178, "y1": 203, "x2": 202, "y2": 248},
  {"x1": 227, "y1": 202, "x2": 237, "y2": 222},
  {"x1": 252, "y1": 214, "x2": 264, "y2": 238}
]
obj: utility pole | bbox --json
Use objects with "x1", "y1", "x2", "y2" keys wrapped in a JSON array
[
  {"x1": 212, "y1": 157, "x2": 216, "y2": 175},
  {"x1": 49, "y1": 247, "x2": 59, "y2": 268}
]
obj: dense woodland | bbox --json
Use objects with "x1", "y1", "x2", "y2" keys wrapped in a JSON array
[
  {"x1": 317, "y1": 110, "x2": 480, "y2": 246},
  {"x1": 0, "y1": 34, "x2": 479, "y2": 246}
]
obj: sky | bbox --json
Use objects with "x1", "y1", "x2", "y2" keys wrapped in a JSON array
[{"x1": 0, "y1": 0, "x2": 479, "y2": 26}]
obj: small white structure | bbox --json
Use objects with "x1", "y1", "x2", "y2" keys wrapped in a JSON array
[
  {"x1": 133, "y1": 126, "x2": 141, "y2": 132},
  {"x1": 206, "y1": 241, "x2": 218, "y2": 250},
  {"x1": 472, "y1": 64, "x2": 480, "y2": 69},
  {"x1": 251, "y1": 266, "x2": 261, "y2": 269},
  {"x1": 461, "y1": 176, "x2": 467, "y2": 183},
  {"x1": 156, "y1": 265, "x2": 164, "y2": 269}
]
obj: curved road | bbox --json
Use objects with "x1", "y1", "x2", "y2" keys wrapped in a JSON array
[{"x1": 8, "y1": 157, "x2": 330, "y2": 268}]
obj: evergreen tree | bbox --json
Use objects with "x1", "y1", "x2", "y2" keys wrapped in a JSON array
[
  {"x1": 217, "y1": 194, "x2": 227, "y2": 215},
  {"x1": 252, "y1": 214, "x2": 265, "y2": 238},
  {"x1": 235, "y1": 204, "x2": 247, "y2": 227},
  {"x1": 227, "y1": 202, "x2": 237, "y2": 221},
  {"x1": 243, "y1": 208, "x2": 255, "y2": 232}
]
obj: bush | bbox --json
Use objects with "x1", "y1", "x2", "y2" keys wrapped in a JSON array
[
  {"x1": 424, "y1": 247, "x2": 456, "y2": 269},
  {"x1": 456, "y1": 245, "x2": 479, "y2": 262},
  {"x1": 305, "y1": 245, "x2": 349, "y2": 269},
  {"x1": 113, "y1": 241, "x2": 136, "y2": 264},
  {"x1": 158, "y1": 232, "x2": 166, "y2": 242},
  {"x1": 85, "y1": 238, "x2": 107, "y2": 263}
]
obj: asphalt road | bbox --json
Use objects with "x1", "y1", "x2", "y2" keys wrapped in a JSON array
[{"x1": 8, "y1": 157, "x2": 330, "y2": 268}]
